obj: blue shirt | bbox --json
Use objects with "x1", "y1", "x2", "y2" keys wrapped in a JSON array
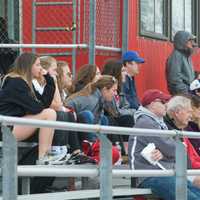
[{"x1": 122, "y1": 75, "x2": 140, "y2": 110}]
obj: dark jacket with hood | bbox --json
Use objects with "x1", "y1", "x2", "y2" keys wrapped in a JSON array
[
  {"x1": 164, "y1": 114, "x2": 192, "y2": 169},
  {"x1": 0, "y1": 19, "x2": 18, "y2": 76},
  {"x1": 66, "y1": 89, "x2": 104, "y2": 123},
  {"x1": 166, "y1": 31, "x2": 195, "y2": 95}
]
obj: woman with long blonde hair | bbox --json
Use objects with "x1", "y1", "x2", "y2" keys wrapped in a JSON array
[
  {"x1": 32, "y1": 56, "x2": 93, "y2": 165},
  {"x1": 57, "y1": 60, "x2": 73, "y2": 100}
]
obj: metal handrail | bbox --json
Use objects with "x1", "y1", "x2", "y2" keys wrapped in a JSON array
[
  {"x1": 1, "y1": 115, "x2": 200, "y2": 138},
  {"x1": 0, "y1": 43, "x2": 88, "y2": 49},
  {"x1": 0, "y1": 44, "x2": 122, "y2": 52},
  {"x1": 0, "y1": 115, "x2": 177, "y2": 137}
]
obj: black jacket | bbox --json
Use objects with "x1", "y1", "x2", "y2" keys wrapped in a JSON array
[
  {"x1": 0, "y1": 31, "x2": 18, "y2": 75},
  {"x1": 164, "y1": 114, "x2": 192, "y2": 169},
  {"x1": 0, "y1": 77, "x2": 44, "y2": 116},
  {"x1": 33, "y1": 74, "x2": 55, "y2": 107},
  {"x1": 164, "y1": 114, "x2": 181, "y2": 130}
]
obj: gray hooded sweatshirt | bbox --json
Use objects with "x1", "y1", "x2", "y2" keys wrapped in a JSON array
[
  {"x1": 166, "y1": 31, "x2": 195, "y2": 95},
  {"x1": 66, "y1": 89, "x2": 104, "y2": 123},
  {"x1": 128, "y1": 106, "x2": 176, "y2": 171}
]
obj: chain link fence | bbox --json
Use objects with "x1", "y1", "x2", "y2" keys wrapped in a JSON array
[
  {"x1": 21, "y1": 0, "x2": 76, "y2": 43},
  {"x1": 0, "y1": 0, "x2": 124, "y2": 73},
  {"x1": 83, "y1": 0, "x2": 121, "y2": 48},
  {"x1": 20, "y1": 0, "x2": 78, "y2": 56}
]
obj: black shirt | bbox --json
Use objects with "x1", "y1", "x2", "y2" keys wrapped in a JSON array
[
  {"x1": 33, "y1": 73, "x2": 55, "y2": 107},
  {"x1": 0, "y1": 77, "x2": 44, "y2": 117}
]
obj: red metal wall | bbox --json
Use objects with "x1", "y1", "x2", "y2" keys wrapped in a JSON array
[
  {"x1": 128, "y1": 0, "x2": 200, "y2": 99},
  {"x1": 22, "y1": 0, "x2": 75, "y2": 63},
  {"x1": 22, "y1": 0, "x2": 200, "y2": 98}
]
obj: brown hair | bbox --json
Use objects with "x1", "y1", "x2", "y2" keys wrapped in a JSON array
[
  {"x1": 72, "y1": 64, "x2": 97, "y2": 93},
  {"x1": 5, "y1": 52, "x2": 39, "y2": 95},
  {"x1": 66, "y1": 75, "x2": 117, "y2": 102},
  {"x1": 102, "y1": 59, "x2": 122, "y2": 92}
]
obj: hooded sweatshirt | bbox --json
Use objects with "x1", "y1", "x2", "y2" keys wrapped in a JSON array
[
  {"x1": 166, "y1": 31, "x2": 195, "y2": 95},
  {"x1": 128, "y1": 106, "x2": 176, "y2": 171},
  {"x1": 66, "y1": 89, "x2": 104, "y2": 123}
]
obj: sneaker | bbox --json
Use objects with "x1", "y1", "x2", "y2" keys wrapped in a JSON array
[
  {"x1": 36, "y1": 146, "x2": 69, "y2": 165},
  {"x1": 51, "y1": 146, "x2": 68, "y2": 159},
  {"x1": 66, "y1": 152, "x2": 97, "y2": 165}
]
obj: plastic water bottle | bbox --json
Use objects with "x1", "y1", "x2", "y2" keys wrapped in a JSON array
[{"x1": 115, "y1": 141, "x2": 122, "y2": 165}]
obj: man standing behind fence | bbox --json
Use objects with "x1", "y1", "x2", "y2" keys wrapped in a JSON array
[
  {"x1": 0, "y1": 17, "x2": 17, "y2": 76},
  {"x1": 166, "y1": 30, "x2": 196, "y2": 95},
  {"x1": 128, "y1": 89, "x2": 200, "y2": 200}
]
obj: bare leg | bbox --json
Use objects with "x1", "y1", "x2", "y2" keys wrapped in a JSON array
[{"x1": 12, "y1": 108, "x2": 57, "y2": 157}]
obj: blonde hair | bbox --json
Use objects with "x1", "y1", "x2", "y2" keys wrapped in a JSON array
[
  {"x1": 40, "y1": 56, "x2": 57, "y2": 70},
  {"x1": 57, "y1": 60, "x2": 71, "y2": 96}
]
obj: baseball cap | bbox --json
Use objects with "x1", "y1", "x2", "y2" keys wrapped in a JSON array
[
  {"x1": 190, "y1": 79, "x2": 200, "y2": 91},
  {"x1": 141, "y1": 89, "x2": 171, "y2": 107},
  {"x1": 122, "y1": 51, "x2": 145, "y2": 63}
]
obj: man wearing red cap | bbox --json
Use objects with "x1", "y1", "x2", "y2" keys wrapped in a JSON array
[{"x1": 128, "y1": 89, "x2": 200, "y2": 200}]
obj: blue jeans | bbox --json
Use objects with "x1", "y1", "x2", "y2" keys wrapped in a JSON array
[
  {"x1": 140, "y1": 177, "x2": 200, "y2": 200},
  {"x1": 100, "y1": 115, "x2": 109, "y2": 126},
  {"x1": 78, "y1": 110, "x2": 97, "y2": 142},
  {"x1": 78, "y1": 111, "x2": 109, "y2": 142}
]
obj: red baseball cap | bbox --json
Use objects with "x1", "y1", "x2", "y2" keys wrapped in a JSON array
[{"x1": 141, "y1": 89, "x2": 171, "y2": 107}]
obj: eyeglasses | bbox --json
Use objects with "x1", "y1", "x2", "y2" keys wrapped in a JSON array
[{"x1": 153, "y1": 99, "x2": 166, "y2": 104}]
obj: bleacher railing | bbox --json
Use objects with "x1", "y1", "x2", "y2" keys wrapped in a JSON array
[{"x1": 1, "y1": 116, "x2": 200, "y2": 200}]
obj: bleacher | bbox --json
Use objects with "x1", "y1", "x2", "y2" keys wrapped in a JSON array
[
  {"x1": 1, "y1": 115, "x2": 196, "y2": 200},
  {"x1": 0, "y1": 117, "x2": 159, "y2": 200}
]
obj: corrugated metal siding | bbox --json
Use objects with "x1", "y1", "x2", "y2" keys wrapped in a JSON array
[{"x1": 128, "y1": 0, "x2": 200, "y2": 99}]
